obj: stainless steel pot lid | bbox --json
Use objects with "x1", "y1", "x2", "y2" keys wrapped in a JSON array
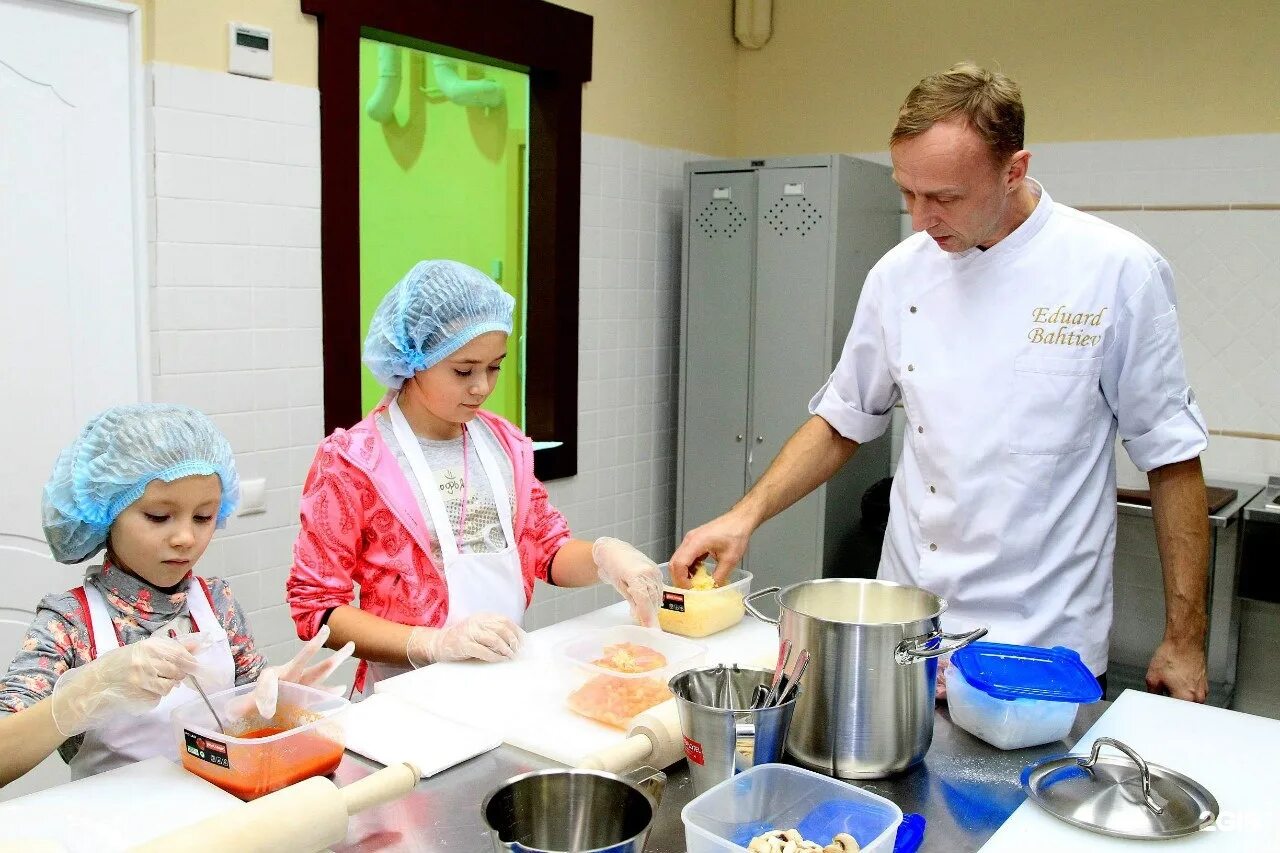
[{"x1": 1021, "y1": 737, "x2": 1218, "y2": 840}]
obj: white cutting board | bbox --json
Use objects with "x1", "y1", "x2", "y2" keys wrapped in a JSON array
[
  {"x1": 0, "y1": 757, "x2": 241, "y2": 852},
  {"x1": 376, "y1": 602, "x2": 779, "y2": 766},
  {"x1": 341, "y1": 692, "x2": 502, "y2": 777},
  {"x1": 979, "y1": 690, "x2": 1280, "y2": 851}
]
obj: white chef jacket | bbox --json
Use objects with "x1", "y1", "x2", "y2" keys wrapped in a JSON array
[{"x1": 810, "y1": 180, "x2": 1208, "y2": 674}]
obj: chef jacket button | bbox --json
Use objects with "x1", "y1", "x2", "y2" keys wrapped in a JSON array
[
  {"x1": 929, "y1": 485, "x2": 937, "y2": 494},
  {"x1": 909, "y1": 305, "x2": 918, "y2": 314},
  {"x1": 907, "y1": 363, "x2": 915, "y2": 372},
  {"x1": 929, "y1": 543, "x2": 938, "y2": 552},
  {"x1": 917, "y1": 426, "x2": 924, "y2": 434}
]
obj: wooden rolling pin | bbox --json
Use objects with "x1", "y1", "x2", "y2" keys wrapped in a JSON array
[
  {"x1": 576, "y1": 698, "x2": 685, "y2": 773},
  {"x1": 127, "y1": 762, "x2": 419, "y2": 853}
]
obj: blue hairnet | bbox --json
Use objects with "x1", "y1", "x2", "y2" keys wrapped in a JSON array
[
  {"x1": 363, "y1": 260, "x2": 515, "y2": 389},
  {"x1": 42, "y1": 403, "x2": 240, "y2": 564}
]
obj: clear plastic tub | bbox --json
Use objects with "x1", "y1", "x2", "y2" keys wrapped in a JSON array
[
  {"x1": 945, "y1": 642, "x2": 1102, "y2": 750},
  {"x1": 682, "y1": 763, "x2": 903, "y2": 853},
  {"x1": 558, "y1": 625, "x2": 706, "y2": 729},
  {"x1": 656, "y1": 562, "x2": 752, "y2": 638},
  {"x1": 171, "y1": 681, "x2": 348, "y2": 800}
]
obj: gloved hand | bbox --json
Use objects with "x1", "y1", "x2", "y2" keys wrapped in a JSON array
[
  {"x1": 235, "y1": 625, "x2": 355, "y2": 719},
  {"x1": 593, "y1": 537, "x2": 663, "y2": 629},
  {"x1": 50, "y1": 633, "x2": 203, "y2": 736},
  {"x1": 406, "y1": 614, "x2": 524, "y2": 666}
]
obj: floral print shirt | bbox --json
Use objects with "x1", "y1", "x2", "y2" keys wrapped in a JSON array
[{"x1": 0, "y1": 563, "x2": 263, "y2": 763}]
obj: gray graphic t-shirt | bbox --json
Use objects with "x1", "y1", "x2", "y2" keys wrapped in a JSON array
[{"x1": 376, "y1": 413, "x2": 515, "y2": 564}]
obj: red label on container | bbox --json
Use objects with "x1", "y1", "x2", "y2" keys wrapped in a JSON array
[
  {"x1": 662, "y1": 591, "x2": 686, "y2": 613},
  {"x1": 683, "y1": 734, "x2": 705, "y2": 766},
  {"x1": 184, "y1": 729, "x2": 230, "y2": 769}
]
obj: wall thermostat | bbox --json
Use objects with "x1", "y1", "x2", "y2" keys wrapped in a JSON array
[{"x1": 228, "y1": 22, "x2": 273, "y2": 80}]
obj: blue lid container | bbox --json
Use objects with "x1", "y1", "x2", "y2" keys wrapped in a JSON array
[{"x1": 950, "y1": 642, "x2": 1102, "y2": 703}]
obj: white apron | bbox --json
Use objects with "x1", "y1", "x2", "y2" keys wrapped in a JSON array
[
  {"x1": 69, "y1": 579, "x2": 236, "y2": 779},
  {"x1": 364, "y1": 402, "x2": 524, "y2": 691}
]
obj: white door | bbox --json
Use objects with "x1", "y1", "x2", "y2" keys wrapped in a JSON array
[{"x1": 0, "y1": 0, "x2": 145, "y2": 799}]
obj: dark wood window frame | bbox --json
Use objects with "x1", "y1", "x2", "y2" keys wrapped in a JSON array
[{"x1": 302, "y1": 0, "x2": 592, "y2": 480}]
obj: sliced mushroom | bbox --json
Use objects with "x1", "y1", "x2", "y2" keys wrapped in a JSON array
[{"x1": 832, "y1": 833, "x2": 860, "y2": 852}]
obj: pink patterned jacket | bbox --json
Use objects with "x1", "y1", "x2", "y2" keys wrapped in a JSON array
[{"x1": 287, "y1": 407, "x2": 571, "y2": 688}]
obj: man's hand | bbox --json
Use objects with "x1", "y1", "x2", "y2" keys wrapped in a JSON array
[
  {"x1": 669, "y1": 509, "x2": 756, "y2": 588},
  {"x1": 1145, "y1": 637, "x2": 1208, "y2": 702}
]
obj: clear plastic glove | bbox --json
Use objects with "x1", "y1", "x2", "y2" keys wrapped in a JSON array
[
  {"x1": 935, "y1": 657, "x2": 950, "y2": 704},
  {"x1": 50, "y1": 633, "x2": 202, "y2": 736},
  {"x1": 593, "y1": 537, "x2": 663, "y2": 628},
  {"x1": 406, "y1": 614, "x2": 524, "y2": 666},
  {"x1": 233, "y1": 625, "x2": 356, "y2": 719}
]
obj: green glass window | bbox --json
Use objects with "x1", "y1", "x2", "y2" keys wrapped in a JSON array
[{"x1": 358, "y1": 38, "x2": 529, "y2": 425}]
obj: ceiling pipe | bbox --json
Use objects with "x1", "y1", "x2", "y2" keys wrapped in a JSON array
[{"x1": 734, "y1": 0, "x2": 773, "y2": 50}]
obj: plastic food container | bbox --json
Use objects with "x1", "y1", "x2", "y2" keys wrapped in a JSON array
[
  {"x1": 946, "y1": 642, "x2": 1102, "y2": 750},
  {"x1": 682, "y1": 763, "x2": 903, "y2": 853},
  {"x1": 656, "y1": 562, "x2": 752, "y2": 638},
  {"x1": 171, "y1": 681, "x2": 348, "y2": 800},
  {"x1": 558, "y1": 625, "x2": 706, "y2": 729}
]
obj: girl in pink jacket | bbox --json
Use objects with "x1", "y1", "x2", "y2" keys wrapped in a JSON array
[{"x1": 287, "y1": 260, "x2": 662, "y2": 693}]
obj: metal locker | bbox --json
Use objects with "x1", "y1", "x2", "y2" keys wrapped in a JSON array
[
  {"x1": 677, "y1": 155, "x2": 900, "y2": 590},
  {"x1": 679, "y1": 171, "x2": 759, "y2": 572}
]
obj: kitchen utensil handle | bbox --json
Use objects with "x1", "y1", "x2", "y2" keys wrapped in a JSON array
[
  {"x1": 894, "y1": 627, "x2": 988, "y2": 664},
  {"x1": 780, "y1": 649, "x2": 810, "y2": 704},
  {"x1": 763, "y1": 639, "x2": 792, "y2": 706},
  {"x1": 743, "y1": 586, "x2": 782, "y2": 624},
  {"x1": 169, "y1": 628, "x2": 225, "y2": 733},
  {"x1": 621, "y1": 765, "x2": 667, "y2": 808},
  {"x1": 1078, "y1": 737, "x2": 1165, "y2": 815},
  {"x1": 340, "y1": 762, "x2": 420, "y2": 815}
]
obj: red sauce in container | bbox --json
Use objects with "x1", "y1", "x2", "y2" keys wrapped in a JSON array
[
  {"x1": 180, "y1": 725, "x2": 345, "y2": 801},
  {"x1": 239, "y1": 726, "x2": 289, "y2": 739}
]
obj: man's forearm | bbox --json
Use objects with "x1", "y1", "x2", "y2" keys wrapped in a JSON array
[
  {"x1": 734, "y1": 415, "x2": 859, "y2": 527},
  {"x1": 1147, "y1": 456, "x2": 1210, "y2": 645}
]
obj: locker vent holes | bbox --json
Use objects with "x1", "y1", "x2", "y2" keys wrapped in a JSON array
[
  {"x1": 695, "y1": 199, "x2": 747, "y2": 239},
  {"x1": 764, "y1": 196, "x2": 823, "y2": 237}
]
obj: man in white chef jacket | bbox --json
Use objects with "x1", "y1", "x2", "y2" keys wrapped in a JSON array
[{"x1": 671, "y1": 62, "x2": 1211, "y2": 702}]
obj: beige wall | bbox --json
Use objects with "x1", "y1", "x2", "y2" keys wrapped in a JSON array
[
  {"x1": 139, "y1": 0, "x2": 736, "y2": 155},
  {"x1": 550, "y1": 0, "x2": 737, "y2": 155},
  {"x1": 732, "y1": 1, "x2": 1280, "y2": 156},
  {"x1": 138, "y1": 1, "x2": 1279, "y2": 156}
]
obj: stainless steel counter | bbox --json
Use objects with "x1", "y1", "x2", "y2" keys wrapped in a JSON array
[
  {"x1": 1242, "y1": 476, "x2": 1280, "y2": 526},
  {"x1": 331, "y1": 701, "x2": 1109, "y2": 852},
  {"x1": 1115, "y1": 477, "x2": 1261, "y2": 528}
]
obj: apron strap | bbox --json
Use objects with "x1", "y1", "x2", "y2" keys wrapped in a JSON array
[
  {"x1": 186, "y1": 577, "x2": 222, "y2": 635},
  {"x1": 468, "y1": 419, "x2": 517, "y2": 545},
  {"x1": 388, "y1": 398, "x2": 462, "y2": 558},
  {"x1": 69, "y1": 587, "x2": 100, "y2": 661},
  {"x1": 80, "y1": 584, "x2": 122, "y2": 656}
]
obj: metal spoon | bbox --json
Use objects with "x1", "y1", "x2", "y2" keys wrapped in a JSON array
[
  {"x1": 761, "y1": 639, "x2": 792, "y2": 708},
  {"x1": 169, "y1": 628, "x2": 224, "y2": 733},
  {"x1": 779, "y1": 649, "x2": 811, "y2": 705}
]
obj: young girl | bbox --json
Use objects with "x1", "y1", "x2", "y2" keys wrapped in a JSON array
[
  {"x1": 0, "y1": 404, "x2": 351, "y2": 787},
  {"x1": 287, "y1": 260, "x2": 663, "y2": 693}
]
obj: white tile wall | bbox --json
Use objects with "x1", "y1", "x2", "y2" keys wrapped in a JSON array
[
  {"x1": 144, "y1": 65, "x2": 711, "y2": 641},
  {"x1": 525, "y1": 135, "x2": 712, "y2": 630},
  {"x1": 147, "y1": 64, "x2": 322, "y2": 666}
]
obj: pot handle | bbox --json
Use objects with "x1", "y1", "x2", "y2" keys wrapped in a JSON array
[
  {"x1": 894, "y1": 627, "x2": 988, "y2": 664},
  {"x1": 621, "y1": 765, "x2": 667, "y2": 808},
  {"x1": 743, "y1": 586, "x2": 782, "y2": 625}
]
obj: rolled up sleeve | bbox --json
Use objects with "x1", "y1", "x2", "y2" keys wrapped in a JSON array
[
  {"x1": 809, "y1": 271, "x2": 899, "y2": 443},
  {"x1": 1103, "y1": 259, "x2": 1209, "y2": 472}
]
